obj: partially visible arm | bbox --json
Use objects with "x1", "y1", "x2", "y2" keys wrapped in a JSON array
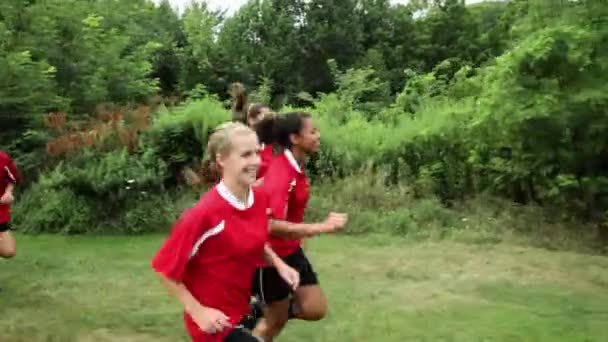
[
  {"x1": 151, "y1": 207, "x2": 204, "y2": 282},
  {"x1": 269, "y1": 219, "x2": 327, "y2": 239},
  {"x1": 158, "y1": 275, "x2": 231, "y2": 333},
  {"x1": 269, "y1": 212, "x2": 348, "y2": 239},
  {"x1": 151, "y1": 206, "x2": 231, "y2": 333},
  {"x1": 0, "y1": 183, "x2": 15, "y2": 205},
  {"x1": 1, "y1": 156, "x2": 17, "y2": 204},
  {"x1": 4, "y1": 156, "x2": 18, "y2": 185},
  {"x1": 262, "y1": 170, "x2": 324, "y2": 239},
  {"x1": 159, "y1": 275, "x2": 205, "y2": 314},
  {"x1": 262, "y1": 243, "x2": 286, "y2": 266},
  {"x1": 262, "y1": 243, "x2": 299, "y2": 290}
]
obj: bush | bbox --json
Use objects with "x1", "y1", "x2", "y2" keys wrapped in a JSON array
[
  {"x1": 12, "y1": 146, "x2": 172, "y2": 234},
  {"x1": 144, "y1": 97, "x2": 230, "y2": 183},
  {"x1": 302, "y1": 6, "x2": 608, "y2": 226},
  {"x1": 112, "y1": 192, "x2": 184, "y2": 234},
  {"x1": 308, "y1": 174, "x2": 460, "y2": 237},
  {"x1": 13, "y1": 184, "x2": 185, "y2": 234},
  {"x1": 12, "y1": 172, "x2": 95, "y2": 234},
  {"x1": 11, "y1": 96, "x2": 233, "y2": 234}
]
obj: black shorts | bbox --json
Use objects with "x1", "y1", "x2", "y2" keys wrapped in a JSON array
[
  {"x1": 0, "y1": 222, "x2": 10, "y2": 232},
  {"x1": 251, "y1": 247, "x2": 319, "y2": 304},
  {"x1": 223, "y1": 327, "x2": 262, "y2": 342}
]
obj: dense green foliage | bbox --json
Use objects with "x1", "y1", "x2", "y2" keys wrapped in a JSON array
[
  {"x1": 3, "y1": 0, "x2": 608, "y2": 241},
  {"x1": 0, "y1": 0, "x2": 511, "y2": 130}
]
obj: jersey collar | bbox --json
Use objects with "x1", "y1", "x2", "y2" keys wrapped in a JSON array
[
  {"x1": 284, "y1": 149, "x2": 303, "y2": 174},
  {"x1": 217, "y1": 181, "x2": 254, "y2": 210}
]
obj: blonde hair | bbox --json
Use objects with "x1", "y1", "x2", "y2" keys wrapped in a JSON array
[
  {"x1": 183, "y1": 122, "x2": 255, "y2": 185},
  {"x1": 207, "y1": 121, "x2": 254, "y2": 167}
]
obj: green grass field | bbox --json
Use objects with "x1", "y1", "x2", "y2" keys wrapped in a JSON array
[{"x1": 2, "y1": 234, "x2": 608, "y2": 341}]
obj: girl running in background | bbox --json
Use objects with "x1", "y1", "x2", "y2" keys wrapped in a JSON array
[
  {"x1": 229, "y1": 82, "x2": 274, "y2": 184},
  {"x1": 152, "y1": 122, "x2": 299, "y2": 342},
  {"x1": 229, "y1": 85, "x2": 333, "y2": 333},
  {"x1": 252, "y1": 112, "x2": 348, "y2": 341},
  {"x1": 0, "y1": 151, "x2": 18, "y2": 259},
  {"x1": 184, "y1": 83, "x2": 274, "y2": 189}
]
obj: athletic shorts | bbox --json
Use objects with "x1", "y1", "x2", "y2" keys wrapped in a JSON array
[
  {"x1": 0, "y1": 222, "x2": 10, "y2": 232},
  {"x1": 251, "y1": 247, "x2": 319, "y2": 304},
  {"x1": 222, "y1": 327, "x2": 262, "y2": 342}
]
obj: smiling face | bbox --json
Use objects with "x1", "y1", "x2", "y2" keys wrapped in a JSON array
[
  {"x1": 291, "y1": 116, "x2": 321, "y2": 154},
  {"x1": 216, "y1": 130, "x2": 261, "y2": 188}
]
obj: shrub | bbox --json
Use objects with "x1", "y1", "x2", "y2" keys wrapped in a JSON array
[
  {"x1": 309, "y1": 174, "x2": 459, "y2": 237},
  {"x1": 12, "y1": 171, "x2": 95, "y2": 234},
  {"x1": 144, "y1": 97, "x2": 230, "y2": 183},
  {"x1": 113, "y1": 192, "x2": 183, "y2": 234},
  {"x1": 12, "y1": 146, "x2": 170, "y2": 234},
  {"x1": 303, "y1": 8, "x2": 608, "y2": 225}
]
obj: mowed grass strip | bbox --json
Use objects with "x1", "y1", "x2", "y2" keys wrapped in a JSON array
[{"x1": 1, "y1": 234, "x2": 608, "y2": 341}]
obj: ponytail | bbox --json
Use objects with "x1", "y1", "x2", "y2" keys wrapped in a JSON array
[
  {"x1": 229, "y1": 82, "x2": 270, "y2": 125},
  {"x1": 229, "y1": 82, "x2": 248, "y2": 124}
]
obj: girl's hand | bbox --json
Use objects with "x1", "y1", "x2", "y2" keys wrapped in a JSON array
[
  {"x1": 277, "y1": 263, "x2": 300, "y2": 290},
  {"x1": 320, "y1": 212, "x2": 348, "y2": 233},
  {"x1": 0, "y1": 192, "x2": 14, "y2": 204},
  {"x1": 189, "y1": 305, "x2": 232, "y2": 334}
]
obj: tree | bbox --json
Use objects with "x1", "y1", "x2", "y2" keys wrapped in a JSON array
[
  {"x1": 299, "y1": 0, "x2": 365, "y2": 94},
  {"x1": 178, "y1": 1, "x2": 222, "y2": 94},
  {"x1": 216, "y1": 0, "x2": 304, "y2": 100},
  {"x1": 415, "y1": 0, "x2": 480, "y2": 71}
]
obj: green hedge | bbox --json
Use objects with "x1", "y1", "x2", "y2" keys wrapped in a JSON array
[{"x1": 12, "y1": 4, "x2": 608, "y2": 234}]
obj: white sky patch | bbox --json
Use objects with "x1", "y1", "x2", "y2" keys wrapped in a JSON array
[{"x1": 155, "y1": 0, "x2": 490, "y2": 16}]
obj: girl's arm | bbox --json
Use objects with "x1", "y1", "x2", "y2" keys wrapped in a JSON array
[
  {"x1": 262, "y1": 244, "x2": 299, "y2": 290},
  {"x1": 0, "y1": 183, "x2": 14, "y2": 204},
  {"x1": 269, "y1": 212, "x2": 347, "y2": 239},
  {"x1": 1, "y1": 155, "x2": 17, "y2": 204},
  {"x1": 269, "y1": 219, "x2": 328, "y2": 239},
  {"x1": 262, "y1": 243, "x2": 287, "y2": 266},
  {"x1": 158, "y1": 275, "x2": 232, "y2": 333},
  {"x1": 151, "y1": 206, "x2": 231, "y2": 333},
  {"x1": 159, "y1": 276, "x2": 204, "y2": 314}
]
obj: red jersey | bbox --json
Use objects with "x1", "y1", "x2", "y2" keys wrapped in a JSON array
[
  {"x1": 262, "y1": 150, "x2": 310, "y2": 257},
  {"x1": 0, "y1": 151, "x2": 18, "y2": 224},
  {"x1": 257, "y1": 143, "x2": 274, "y2": 179},
  {"x1": 152, "y1": 182, "x2": 269, "y2": 342}
]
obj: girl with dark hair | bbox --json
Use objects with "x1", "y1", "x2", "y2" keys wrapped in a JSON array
[{"x1": 251, "y1": 112, "x2": 348, "y2": 341}]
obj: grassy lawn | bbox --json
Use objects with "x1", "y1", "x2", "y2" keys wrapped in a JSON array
[{"x1": 2, "y1": 234, "x2": 608, "y2": 341}]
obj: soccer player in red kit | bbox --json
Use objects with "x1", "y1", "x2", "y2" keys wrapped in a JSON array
[
  {"x1": 0, "y1": 151, "x2": 18, "y2": 259},
  {"x1": 251, "y1": 112, "x2": 348, "y2": 341},
  {"x1": 151, "y1": 122, "x2": 300, "y2": 342},
  {"x1": 229, "y1": 82, "x2": 274, "y2": 183}
]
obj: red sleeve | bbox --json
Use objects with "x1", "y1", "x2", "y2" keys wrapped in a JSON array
[
  {"x1": 151, "y1": 204, "x2": 208, "y2": 282},
  {"x1": 262, "y1": 166, "x2": 291, "y2": 221},
  {"x1": 1, "y1": 153, "x2": 17, "y2": 184}
]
